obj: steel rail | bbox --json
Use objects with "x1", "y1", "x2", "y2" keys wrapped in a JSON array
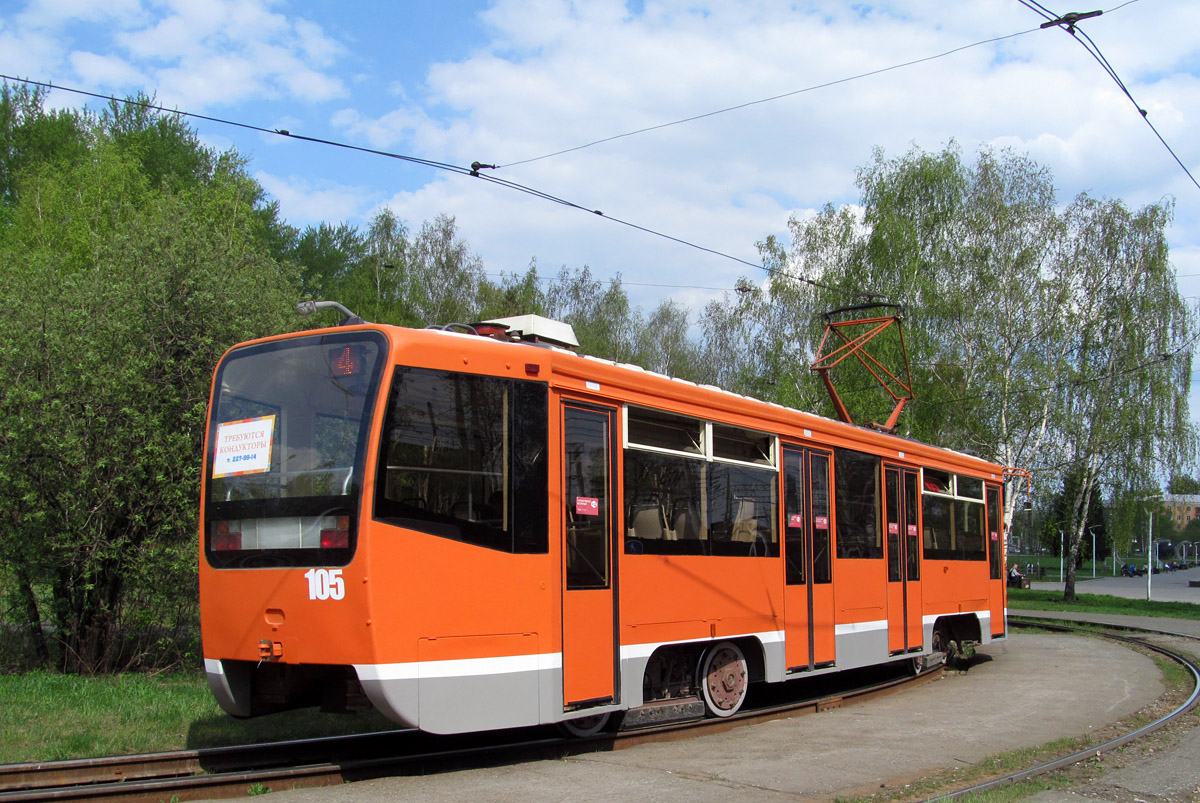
[
  {"x1": 928, "y1": 617, "x2": 1200, "y2": 801},
  {"x1": 0, "y1": 662, "x2": 945, "y2": 801}
]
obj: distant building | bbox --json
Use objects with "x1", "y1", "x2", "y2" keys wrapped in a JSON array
[{"x1": 1163, "y1": 493, "x2": 1200, "y2": 531}]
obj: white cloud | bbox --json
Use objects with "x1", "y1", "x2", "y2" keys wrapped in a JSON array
[
  {"x1": 254, "y1": 171, "x2": 374, "y2": 227},
  {"x1": 331, "y1": 106, "x2": 433, "y2": 149},
  {"x1": 69, "y1": 50, "x2": 146, "y2": 88},
  {"x1": 16, "y1": 0, "x2": 143, "y2": 28},
  {"x1": 5, "y1": 0, "x2": 352, "y2": 111},
  {"x1": 0, "y1": 24, "x2": 64, "y2": 78}
]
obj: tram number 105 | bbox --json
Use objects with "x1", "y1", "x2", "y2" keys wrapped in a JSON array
[{"x1": 304, "y1": 568, "x2": 346, "y2": 601}]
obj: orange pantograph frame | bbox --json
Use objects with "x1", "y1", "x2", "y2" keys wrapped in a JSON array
[{"x1": 809, "y1": 304, "x2": 913, "y2": 433}]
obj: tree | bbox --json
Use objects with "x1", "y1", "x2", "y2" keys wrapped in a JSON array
[
  {"x1": 1039, "y1": 468, "x2": 1107, "y2": 564},
  {"x1": 288, "y1": 221, "x2": 367, "y2": 302},
  {"x1": 544, "y1": 266, "x2": 641, "y2": 362},
  {"x1": 0, "y1": 94, "x2": 299, "y2": 672},
  {"x1": 1168, "y1": 474, "x2": 1200, "y2": 495},
  {"x1": 1052, "y1": 196, "x2": 1194, "y2": 599},
  {"x1": 1182, "y1": 517, "x2": 1200, "y2": 544},
  {"x1": 476, "y1": 262, "x2": 547, "y2": 322},
  {"x1": 102, "y1": 93, "x2": 212, "y2": 189},
  {"x1": 0, "y1": 83, "x2": 90, "y2": 215},
  {"x1": 758, "y1": 144, "x2": 1067, "y2": 505},
  {"x1": 404, "y1": 214, "x2": 486, "y2": 326},
  {"x1": 327, "y1": 209, "x2": 411, "y2": 325},
  {"x1": 749, "y1": 143, "x2": 1194, "y2": 601},
  {"x1": 635, "y1": 299, "x2": 703, "y2": 379}
]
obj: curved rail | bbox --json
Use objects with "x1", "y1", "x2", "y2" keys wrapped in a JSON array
[
  {"x1": 0, "y1": 663, "x2": 944, "y2": 801},
  {"x1": 931, "y1": 616, "x2": 1200, "y2": 801},
  {"x1": 6, "y1": 620, "x2": 1193, "y2": 802}
]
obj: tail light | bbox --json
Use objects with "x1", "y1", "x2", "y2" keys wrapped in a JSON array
[
  {"x1": 320, "y1": 515, "x2": 350, "y2": 549},
  {"x1": 212, "y1": 520, "x2": 242, "y2": 551}
]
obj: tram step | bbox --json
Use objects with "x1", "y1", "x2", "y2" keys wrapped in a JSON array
[{"x1": 621, "y1": 697, "x2": 705, "y2": 729}]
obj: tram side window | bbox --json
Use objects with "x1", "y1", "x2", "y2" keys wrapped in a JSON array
[
  {"x1": 622, "y1": 451, "x2": 778, "y2": 557},
  {"x1": 627, "y1": 408, "x2": 703, "y2": 454},
  {"x1": 623, "y1": 409, "x2": 777, "y2": 558},
  {"x1": 712, "y1": 424, "x2": 772, "y2": 465},
  {"x1": 834, "y1": 449, "x2": 883, "y2": 559},
  {"x1": 624, "y1": 450, "x2": 706, "y2": 555},
  {"x1": 374, "y1": 367, "x2": 549, "y2": 553},
  {"x1": 708, "y1": 462, "x2": 777, "y2": 557},
  {"x1": 922, "y1": 469, "x2": 987, "y2": 561}
]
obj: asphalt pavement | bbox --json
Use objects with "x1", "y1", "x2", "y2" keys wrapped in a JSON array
[{"x1": 261, "y1": 631, "x2": 1165, "y2": 802}]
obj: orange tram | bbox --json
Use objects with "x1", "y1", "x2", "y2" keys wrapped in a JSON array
[{"x1": 200, "y1": 313, "x2": 1008, "y2": 736}]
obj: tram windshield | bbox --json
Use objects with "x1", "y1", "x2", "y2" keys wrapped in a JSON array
[{"x1": 204, "y1": 331, "x2": 387, "y2": 568}]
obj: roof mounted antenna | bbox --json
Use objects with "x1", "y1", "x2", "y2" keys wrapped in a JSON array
[
  {"x1": 809, "y1": 303, "x2": 913, "y2": 433},
  {"x1": 297, "y1": 300, "x2": 366, "y2": 326}
]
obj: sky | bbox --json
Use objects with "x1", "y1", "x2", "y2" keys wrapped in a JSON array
[{"x1": 3, "y1": 0, "x2": 1200, "y2": 420}]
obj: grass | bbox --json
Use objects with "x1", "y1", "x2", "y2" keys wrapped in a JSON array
[
  {"x1": 0, "y1": 670, "x2": 394, "y2": 765},
  {"x1": 1007, "y1": 588, "x2": 1200, "y2": 620}
]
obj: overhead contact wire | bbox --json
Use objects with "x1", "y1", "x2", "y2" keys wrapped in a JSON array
[
  {"x1": 495, "y1": 26, "x2": 1043, "y2": 169},
  {"x1": 1029, "y1": 3, "x2": 1200, "y2": 192},
  {"x1": 0, "y1": 74, "x2": 870, "y2": 301}
]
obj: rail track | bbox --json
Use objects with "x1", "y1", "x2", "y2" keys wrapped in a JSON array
[
  {"x1": 5, "y1": 616, "x2": 1196, "y2": 802},
  {"x1": 932, "y1": 616, "x2": 1200, "y2": 800},
  {"x1": 0, "y1": 662, "x2": 943, "y2": 802}
]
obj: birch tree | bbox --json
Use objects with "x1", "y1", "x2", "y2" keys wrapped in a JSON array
[{"x1": 1053, "y1": 196, "x2": 1194, "y2": 599}]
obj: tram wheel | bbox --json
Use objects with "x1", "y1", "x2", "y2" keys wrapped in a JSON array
[
  {"x1": 698, "y1": 641, "x2": 748, "y2": 717},
  {"x1": 557, "y1": 712, "x2": 611, "y2": 738}
]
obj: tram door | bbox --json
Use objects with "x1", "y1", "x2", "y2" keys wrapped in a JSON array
[
  {"x1": 783, "y1": 444, "x2": 835, "y2": 671},
  {"x1": 884, "y1": 466, "x2": 923, "y2": 655},
  {"x1": 561, "y1": 402, "x2": 618, "y2": 708},
  {"x1": 986, "y1": 484, "x2": 1006, "y2": 638}
]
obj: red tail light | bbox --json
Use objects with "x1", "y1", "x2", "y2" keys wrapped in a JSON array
[
  {"x1": 321, "y1": 515, "x2": 350, "y2": 549},
  {"x1": 212, "y1": 521, "x2": 242, "y2": 551}
]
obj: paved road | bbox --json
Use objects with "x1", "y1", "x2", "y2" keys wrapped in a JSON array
[
  {"x1": 258, "y1": 632, "x2": 1164, "y2": 803},
  {"x1": 1017, "y1": 567, "x2": 1200, "y2": 801}
]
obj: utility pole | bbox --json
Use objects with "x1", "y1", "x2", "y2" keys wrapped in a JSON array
[
  {"x1": 1146, "y1": 513, "x2": 1153, "y2": 600},
  {"x1": 1088, "y1": 526, "x2": 1099, "y2": 579},
  {"x1": 1059, "y1": 530, "x2": 1064, "y2": 583}
]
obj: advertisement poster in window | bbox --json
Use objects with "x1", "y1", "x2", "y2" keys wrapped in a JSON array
[{"x1": 212, "y1": 415, "x2": 276, "y2": 478}]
